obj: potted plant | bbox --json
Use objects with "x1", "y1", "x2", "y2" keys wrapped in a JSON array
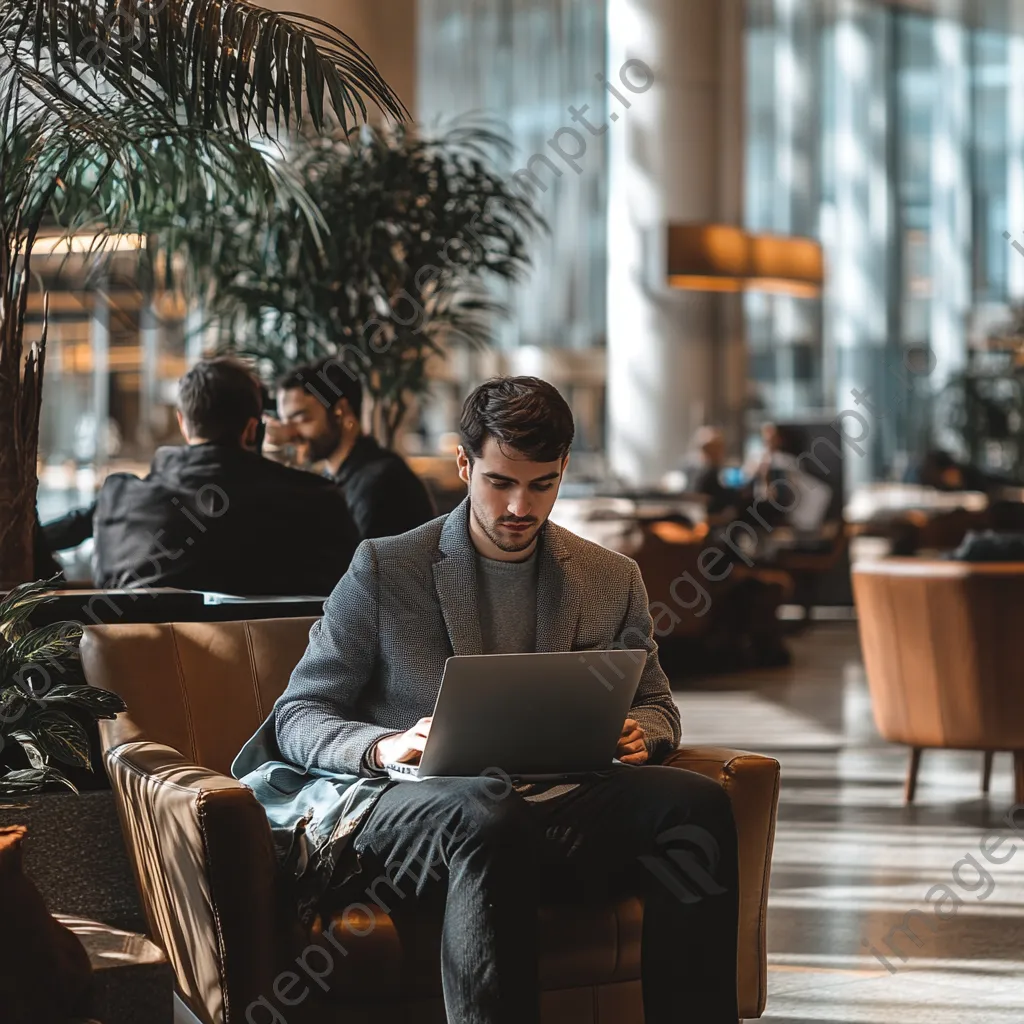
[
  {"x1": 0, "y1": 0, "x2": 406, "y2": 587},
  {"x1": 0, "y1": 578, "x2": 145, "y2": 927},
  {"x1": 0, "y1": 579, "x2": 124, "y2": 794},
  {"x1": 189, "y1": 121, "x2": 543, "y2": 445}
]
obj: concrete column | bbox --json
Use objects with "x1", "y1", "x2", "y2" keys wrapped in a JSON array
[
  {"x1": 606, "y1": 0, "x2": 746, "y2": 486},
  {"x1": 830, "y1": 0, "x2": 891, "y2": 487},
  {"x1": 771, "y1": 0, "x2": 820, "y2": 418}
]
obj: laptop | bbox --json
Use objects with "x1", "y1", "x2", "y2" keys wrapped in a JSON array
[{"x1": 383, "y1": 649, "x2": 646, "y2": 782}]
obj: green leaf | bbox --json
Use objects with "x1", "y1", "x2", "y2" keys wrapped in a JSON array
[
  {"x1": 0, "y1": 686, "x2": 31, "y2": 726},
  {"x1": 0, "y1": 768, "x2": 78, "y2": 795},
  {"x1": 0, "y1": 577, "x2": 60, "y2": 640},
  {"x1": 32, "y1": 711, "x2": 92, "y2": 769},
  {"x1": 10, "y1": 621, "x2": 83, "y2": 669},
  {"x1": 303, "y1": 35, "x2": 324, "y2": 132},
  {"x1": 38, "y1": 685, "x2": 126, "y2": 718},
  {"x1": 11, "y1": 732, "x2": 48, "y2": 770},
  {"x1": 272, "y1": 19, "x2": 289, "y2": 128}
]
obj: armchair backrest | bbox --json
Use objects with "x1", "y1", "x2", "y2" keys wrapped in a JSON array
[
  {"x1": 81, "y1": 618, "x2": 316, "y2": 774},
  {"x1": 853, "y1": 560, "x2": 1024, "y2": 749}
]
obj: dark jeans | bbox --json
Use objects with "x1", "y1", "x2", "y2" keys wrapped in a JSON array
[{"x1": 350, "y1": 763, "x2": 739, "y2": 1024}]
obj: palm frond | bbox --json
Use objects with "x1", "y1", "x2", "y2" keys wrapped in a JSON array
[{"x1": 0, "y1": 1, "x2": 408, "y2": 136}]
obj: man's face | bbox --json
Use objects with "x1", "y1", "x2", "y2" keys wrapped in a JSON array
[
  {"x1": 277, "y1": 386, "x2": 343, "y2": 462},
  {"x1": 458, "y1": 436, "x2": 568, "y2": 556}
]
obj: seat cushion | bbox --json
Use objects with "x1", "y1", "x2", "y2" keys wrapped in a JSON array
[{"x1": 307, "y1": 896, "x2": 643, "y2": 1000}]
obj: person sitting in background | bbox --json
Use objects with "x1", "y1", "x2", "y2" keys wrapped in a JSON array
[
  {"x1": 946, "y1": 501, "x2": 1024, "y2": 561},
  {"x1": 752, "y1": 423, "x2": 833, "y2": 535},
  {"x1": 687, "y1": 426, "x2": 745, "y2": 518},
  {"x1": 905, "y1": 449, "x2": 990, "y2": 493},
  {"x1": 89, "y1": 357, "x2": 358, "y2": 595},
  {"x1": 270, "y1": 357, "x2": 436, "y2": 540}
]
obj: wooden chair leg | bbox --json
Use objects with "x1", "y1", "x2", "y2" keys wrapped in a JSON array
[
  {"x1": 1015, "y1": 752, "x2": 1024, "y2": 805},
  {"x1": 983, "y1": 752, "x2": 995, "y2": 796},
  {"x1": 904, "y1": 747, "x2": 922, "y2": 805}
]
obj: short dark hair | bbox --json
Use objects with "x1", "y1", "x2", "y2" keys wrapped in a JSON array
[
  {"x1": 278, "y1": 357, "x2": 363, "y2": 418},
  {"x1": 460, "y1": 376, "x2": 574, "y2": 463},
  {"x1": 177, "y1": 357, "x2": 262, "y2": 444}
]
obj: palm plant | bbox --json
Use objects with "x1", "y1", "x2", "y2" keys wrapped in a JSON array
[
  {"x1": 0, "y1": 1, "x2": 405, "y2": 587},
  {"x1": 0, "y1": 579, "x2": 125, "y2": 794},
  {"x1": 188, "y1": 121, "x2": 542, "y2": 445}
]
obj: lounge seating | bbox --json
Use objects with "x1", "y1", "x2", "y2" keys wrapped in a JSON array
[
  {"x1": 81, "y1": 618, "x2": 781, "y2": 1024},
  {"x1": 853, "y1": 559, "x2": 1024, "y2": 803}
]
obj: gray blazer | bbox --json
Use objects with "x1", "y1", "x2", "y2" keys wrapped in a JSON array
[
  {"x1": 233, "y1": 499, "x2": 680, "y2": 919},
  {"x1": 275, "y1": 498, "x2": 681, "y2": 772}
]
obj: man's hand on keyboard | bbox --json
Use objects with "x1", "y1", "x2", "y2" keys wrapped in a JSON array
[
  {"x1": 373, "y1": 717, "x2": 433, "y2": 767},
  {"x1": 616, "y1": 718, "x2": 648, "y2": 765}
]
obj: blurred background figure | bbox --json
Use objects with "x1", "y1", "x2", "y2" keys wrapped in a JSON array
[
  {"x1": 44, "y1": 358, "x2": 359, "y2": 596},
  {"x1": 751, "y1": 423, "x2": 833, "y2": 536},
  {"x1": 904, "y1": 449, "x2": 990, "y2": 493},
  {"x1": 687, "y1": 426, "x2": 746, "y2": 518},
  {"x1": 270, "y1": 358, "x2": 436, "y2": 540}
]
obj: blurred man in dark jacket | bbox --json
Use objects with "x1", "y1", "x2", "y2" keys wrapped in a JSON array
[
  {"x1": 687, "y1": 427, "x2": 744, "y2": 518},
  {"x1": 271, "y1": 357, "x2": 436, "y2": 540},
  {"x1": 48, "y1": 358, "x2": 358, "y2": 596}
]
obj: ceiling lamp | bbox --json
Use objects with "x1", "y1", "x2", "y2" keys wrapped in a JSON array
[
  {"x1": 747, "y1": 233, "x2": 824, "y2": 297},
  {"x1": 666, "y1": 224, "x2": 824, "y2": 296},
  {"x1": 666, "y1": 224, "x2": 749, "y2": 293}
]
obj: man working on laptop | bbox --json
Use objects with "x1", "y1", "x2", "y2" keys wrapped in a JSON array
[{"x1": 247, "y1": 376, "x2": 739, "y2": 1023}]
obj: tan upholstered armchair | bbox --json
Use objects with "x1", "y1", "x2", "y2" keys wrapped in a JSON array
[
  {"x1": 81, "y1": 618, "x2": 780, "y2": 1024},
  {"x1": 854, "y1": 559, "x2": 1024, "y2": 804}
]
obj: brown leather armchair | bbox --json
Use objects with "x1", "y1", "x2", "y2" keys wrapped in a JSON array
[
  {"x1": 853, "y1": 559, "x2": 1024, "y2": 804},
  {"x1": 81, "y1": 618, "x2": 780, "y2": 1024}
]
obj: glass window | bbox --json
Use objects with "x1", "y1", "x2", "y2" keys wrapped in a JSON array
[
  {"x1": 895, "y1": 12, "x2": 934, "y2": 351},
  {"x1": 971, "y1": 29, "x2": 1010, "y2": 302},
  {"x1": 744, "y1": 0, "x2": 1022, "y2": 480},
  {"x1": 417, "y1": 0, "x2": 608, "y2": 352}
]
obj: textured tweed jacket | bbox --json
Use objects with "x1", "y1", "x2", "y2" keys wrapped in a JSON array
[{"x1": 232, "y1": 498, "x2": 681, "y2": 917}]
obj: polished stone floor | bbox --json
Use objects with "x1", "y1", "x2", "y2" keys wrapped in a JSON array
[{"x1": 673, "y1": 623, "x2": 1024, "y2": 1024}]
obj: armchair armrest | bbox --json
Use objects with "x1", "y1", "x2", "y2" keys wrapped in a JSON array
[
  {"x1": 104, "y1": 741, "x2": 287, "y2": 1024},
  {"x1": 661, "y1": 745, "x2": 780, "y2": 1020}
]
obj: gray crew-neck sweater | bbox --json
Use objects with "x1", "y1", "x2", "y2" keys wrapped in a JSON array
[
  {"x1": 475, "y1": 548, "x2": 578, "y2": 803},
  {"x1": 476, "y1": 549, "x2": 539, "y2": 654}
]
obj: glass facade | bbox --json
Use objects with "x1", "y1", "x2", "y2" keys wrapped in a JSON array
[
  {"x1": 746, "y1": 0, "x2": 1024, "y2": 482},
  {"x1": 417, "y1": 0, "x2": 608, "y2": 352},
  {"x1": 33, "y1": 254, "x2": 188, "y2": 557},
  {"x1": 417, "y1": 0, "x2": 611, "y2": 464}
]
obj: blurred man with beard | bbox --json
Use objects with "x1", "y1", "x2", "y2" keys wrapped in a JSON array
[
  {"x1": 272, "y1": 358, "x2": 435, "y2": 540},
  {"x1": 86, "y1": 357, "x2": 358, "y2": 595}
]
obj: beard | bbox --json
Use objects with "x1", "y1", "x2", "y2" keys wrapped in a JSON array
[
  {"x1": 306, "y1": 418, "x2": 343, "y2": 464},
  {"x1": 469, "y1": 492, "x2": 542, "y2": 553}
]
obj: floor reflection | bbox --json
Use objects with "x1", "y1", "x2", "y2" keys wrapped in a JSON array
[{"x1": 672, "y1": 623, "x2": 1024, "y2": 1023}]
